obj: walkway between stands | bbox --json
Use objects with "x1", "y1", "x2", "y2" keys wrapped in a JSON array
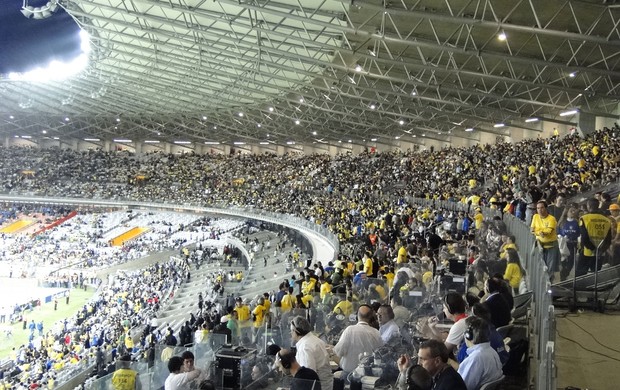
[{"x1": 555, "y1": 310, "x2": 620, "y2": 390}]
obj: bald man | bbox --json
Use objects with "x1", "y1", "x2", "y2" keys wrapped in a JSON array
[{"x1": 332, "y1": 305, "x2": 383, "y2": 376}]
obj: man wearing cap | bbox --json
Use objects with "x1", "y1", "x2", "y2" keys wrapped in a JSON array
[
  {"x1": 111, "y1": 355, "x2": 140, "y2": 390},
  {"x1": 290, "y1": 316, "x2": 333, "y2": 390},
  {"x1": 576, "y1": 198, "x2": 613, "y2": 276}
]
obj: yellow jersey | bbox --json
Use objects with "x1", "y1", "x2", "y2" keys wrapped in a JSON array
[
  {"x1": 111, "y1": 368, "x2": 137, "y2": 390},
  {"x1": 531, "y1": 214, "x2": 558, "y2": 246},
  {"x1": 580, "y1": 214, "x2": 612, "y2": 257}
]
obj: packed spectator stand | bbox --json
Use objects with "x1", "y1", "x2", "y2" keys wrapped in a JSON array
[{"x1": 0, "y1": 126, "x2": 618, "y2": 390}]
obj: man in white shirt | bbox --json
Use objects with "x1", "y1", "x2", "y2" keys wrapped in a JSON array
[
  {"x1": 427, "y1": 292, "x2": 468, "y2": 355},
  {"x1": 377, "y1": 305, "x2": 400, "y2": 343},
  {"x1": 332, "y1": 305, "x2": 383, "y2": 376},
  {"x1": 164, "y1": 355, "x2": 202, "y2": 390},
  {"x1": 290, "y1": 316, "x2": 333, "y2": 390}
]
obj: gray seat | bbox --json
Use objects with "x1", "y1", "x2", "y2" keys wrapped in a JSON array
[
  {"x1": 511, "y1": 292, "x2": 532, "y2": 320},
  {"x1": 496, "y1": 324, "x2": 514, "y2": 339},
  {"x1": 479, "y1": 375, "x2": 505, "y2": 390}
]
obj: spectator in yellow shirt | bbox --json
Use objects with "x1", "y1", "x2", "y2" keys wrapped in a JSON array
[
  {"x1": 252, "y1": 298, "x2": 268, "y2": 343},
  {"x1": 499, "y1": 235, "x2": 517, "y2": 259},
  {"x1": 333, "y1": 295, "x2": 354, "y2": 316},
  {"x1": 319, "y1": 277, "x2": 332, "y2": 302},
  {"x1": 473, "y1": 207, "x2": 484, "y2": 230},
  {"x1": 280, "y1": 288, "x2": 295, "y2": 313},
  {"x1": 397, "y1": 245, "x2": 407, "y2": 263},
  {"x1": 235, "y1": 298, "x2": 252, "y2": 342},
  {"x1": 301, "y1": 275, "x2": 316, "y2": 296},
  {"x1": 531, "y1": 201, "x2": 560, "y2": 281},
  {"x1": 503, "y1": 249, "x2": 524, "y2": 294},
  {"x1": 363, "y1": 254, "x2": 374, "y2": 276}
]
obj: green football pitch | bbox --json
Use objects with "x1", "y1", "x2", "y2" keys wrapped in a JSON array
[{"x1": 0, "y1": 288, "x2": 95, "y2": 360}]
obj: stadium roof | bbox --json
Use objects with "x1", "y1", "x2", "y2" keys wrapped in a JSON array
[{"x1": 1, "y1": 0, "x2": 619, "y2": 148}]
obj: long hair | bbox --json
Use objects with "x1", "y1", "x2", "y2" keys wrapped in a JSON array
[{"x1": 506, "y1": 248, "x2": 525, "y2": 276}]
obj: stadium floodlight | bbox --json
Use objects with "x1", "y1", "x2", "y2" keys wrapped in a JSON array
[
  {"x1": 33, "y1": 7, "x2": 52, "y2": 19},
  {"x1": 21, "y1": 5, "x2": 34, "y2": 17},
  {"x1": 21, "y1": 0, "x2": 59, "y2": 19},
  {"x1": 48, "y1": 1, "x2": 58, "y2": 12}
]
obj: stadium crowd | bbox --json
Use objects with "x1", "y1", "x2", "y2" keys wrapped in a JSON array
[
  {"x1": 0, "y1": 258, "x2": 188, "y2": 389},
  {"x1": 0, "y1": 206, "x2": 243, "y2": 280},
  {"x1": 0, "y1": 128, "x2": 617, "y2": 225},
  {"x1": 0, "y1": 126, "x2": 618, "y2": 390}
]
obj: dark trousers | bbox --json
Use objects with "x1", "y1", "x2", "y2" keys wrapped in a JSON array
[
  {"x1": 576, "y1": 253, "x2": 606, "y2": 277},
  {"x1": 560, "y1": 242, "x2": 578, "y2": 281}
]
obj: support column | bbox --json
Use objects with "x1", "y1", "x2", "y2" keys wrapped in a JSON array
[{"x1": 578, "y1": 111, "x2": 596, "y2": 137}]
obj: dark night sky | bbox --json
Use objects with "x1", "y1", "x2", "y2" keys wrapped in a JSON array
[{"x1": 0, "y1": 0, "x2": 83, "y2": 74}]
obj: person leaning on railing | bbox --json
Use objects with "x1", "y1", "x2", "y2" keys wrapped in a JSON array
[{"x1": 530, "y1": 200, "x2": 560, "y2": 282}]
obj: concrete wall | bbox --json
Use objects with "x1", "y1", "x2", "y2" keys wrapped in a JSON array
[
  {"x1": 542, "y1": 120, "x2": 573, "y2": 138},
  {"x1": 595, "y1": 103, "x2": 619, "y2": 130}
]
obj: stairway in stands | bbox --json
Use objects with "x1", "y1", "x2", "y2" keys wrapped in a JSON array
[
  {"x1": 232, "y1": 230, "x2": 298, "y2": 299},
  {"x1": 153, "y1": 229, "x2": 296, "y2": 336},
  {"x1": 154, "y1": 261, "x2": 245, "y2": 335}
]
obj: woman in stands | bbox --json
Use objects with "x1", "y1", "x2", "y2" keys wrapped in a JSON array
[{"x1": 503, "y1": 248, "x2": 524, "y2": 295}]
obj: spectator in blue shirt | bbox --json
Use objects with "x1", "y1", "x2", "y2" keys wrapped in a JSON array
[
  {"x1": 457, "y1": 304, "x2": 508, "y2": 366},
  {"x1": 457, "y1": 316, "x2": 503, "y2": 390},
  {"x1": 559, "y1": 206, "x2": 580, "y2": 281}
]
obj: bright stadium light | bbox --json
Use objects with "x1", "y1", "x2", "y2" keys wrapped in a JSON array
[
  {"x1": 7, "y1": 30, "x2": 90, "y2": 82},
  {"x1": 560, "y1": 109, "x2": 578, "y2": 117}
]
